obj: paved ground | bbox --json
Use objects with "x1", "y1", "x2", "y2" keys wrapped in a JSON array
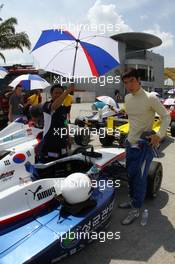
[{"x1": 61, "y1": 103, "x2": 175, "y2": 264}]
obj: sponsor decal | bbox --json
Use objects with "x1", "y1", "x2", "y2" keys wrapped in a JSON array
[
  {"x1": 80, "y1": 200, "x2": 114, "y2": 233},
  {"x1": 28, "y1": 185, "x2": 56, "y2": 201},
  {"x1": 13, "y1": 153, "x2": 26, "y2": 164},
  {"x1": 61, "y1": 230, "x2": 80, "y2": 249},
  {"x1": 28, "y1": 185, "x2": 42, "y2": 200},
  {"x1": 4, "y1": 160, "x2": 11, "y2": 166},
  {"x1": 37, "y1": 186, "x2": 56, "y2": 200},
  {"x1": 26, "y1": 150, "x2": 32, "y2": 157},
  {"x1": 0, "y1": 170, "x2": 15, "y2": 181}
]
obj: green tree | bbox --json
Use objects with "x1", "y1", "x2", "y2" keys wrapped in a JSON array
[{"x1": 0, "y1": 17, "x2": 31, "y2": 62}]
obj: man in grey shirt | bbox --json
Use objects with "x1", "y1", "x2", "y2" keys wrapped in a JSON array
[
  {"x1": 8, "y1": 85, "x2": 24, "y2": 122},
  {"x1": 119, "y1": 68, "x2": 170, "y2": 225}
]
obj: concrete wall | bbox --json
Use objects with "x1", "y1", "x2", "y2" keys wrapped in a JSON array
[
  {"x1": 73, "y1": 91, "x2": 95, "y2": 103},
  {"x1": 41, "y1": 91, "x2": 96, "y2": 103},
  {"x1": 146, "y1": 51, "x2": 164, "y2": 89},
  {"x1": 74, "y1": 68, "x2": 121, "y2": 100}
]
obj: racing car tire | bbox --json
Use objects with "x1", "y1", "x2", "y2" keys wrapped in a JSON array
[
  {"x1": 74, "y1": 130, "x2": 91, "y2": 146},
  {"x1": 118, "y1": 134, "x2": 127, "y2": 147},
  {"x1": 99, "y1": 133, "x2": 115, "y2": 146},
  {"x1": 146, "y1": 161, "x2": 163, "y2": 199},
  {"x1": 170, "y1": 121, "x2": 175, "y2": 137},
  {"x1": 74, "y1": 118, "x2": 85, "y2": 127}
]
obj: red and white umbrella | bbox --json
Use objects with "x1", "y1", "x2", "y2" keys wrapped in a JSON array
[
  {"x1": 31, "y1": 28, "x2": 120, "y2": 78},
  {"x1": 163, "y1": 98, "x2": 175, "y2": 106}
]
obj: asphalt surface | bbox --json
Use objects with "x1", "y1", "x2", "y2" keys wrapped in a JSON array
[{"x1": 60, "y1": 103, "x2": 175, "y2": 264}]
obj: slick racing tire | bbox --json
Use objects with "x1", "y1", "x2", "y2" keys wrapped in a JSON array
[
  {"x1": 74, "y1": 129, "x2": 90, "y2": 146},
  {"x1": 170, "y1": 121, "x2": 175, "y2": 137},
  {"x1": 99, "y1": 133, "x2": 115, "y2": 146},
  {"x1": 146, "y1": 161, "x2": 163, "y2": 199}
]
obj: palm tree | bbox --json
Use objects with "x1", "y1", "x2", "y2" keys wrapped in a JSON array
[{"x1": 0, "y1": 17, "x2": 31, "y2": 62}]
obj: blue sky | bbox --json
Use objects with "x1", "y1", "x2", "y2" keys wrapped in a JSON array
[{"x1": 0, "y1": 0, "x2": 174, "y2": 66}]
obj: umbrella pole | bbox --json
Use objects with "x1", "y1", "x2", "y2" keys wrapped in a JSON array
[
  {"x1": 72, "y1": 28, "x2": 82, "y2": 79},
  {"x1": 70, "y1": 39, "x2": 80, "y2": 96},
  {"x1": 72, "y1": 39, "x2": 79, "y2": 78}
]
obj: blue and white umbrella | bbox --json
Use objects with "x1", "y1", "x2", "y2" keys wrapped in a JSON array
[
  {"x1": 9, "y1": 74, "x2": 50, "y2": 90},
  {"x1": 0, "y1": 66, "x2": 8, "y2": 79},
  {"x1": 31, "y1": 28, "x2": 120, "y2": 78}
]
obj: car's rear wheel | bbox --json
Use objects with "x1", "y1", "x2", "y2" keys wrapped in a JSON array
[
  {"x1": 74, "y1": 118, "x2": 85, "y2": 127},
  {"x1": 99, "y1": 133, "x2": 115, "y2": 146},
  {"x1": 74, "y1": 129, "x2": 90, "y2": 146},
  {"x1": 118, "y1": 133, "x2": 127, "y2": 147},
  {"x1": 170, "y1": 121, "x2": 175, "y2": 137},
  {"x1": 146, "y1": 161, "x2": 163, "y2": 198}
]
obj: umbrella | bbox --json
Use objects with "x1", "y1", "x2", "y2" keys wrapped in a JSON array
[
  {"x1": 0, "y1": 66, "x2": 8, "y2": 79},
  {"x1": 31, "y1": 28, "x2": 120, "y2": 78},
  {"x1": 168, "y1": 88, "x2": 175, "y2": 94},
  {"x1": 96, "y1": 96, "x2": 117, "y2": 109},
  {"x1": 163, "y1": 98, "x2": 175, "y2": 106},
  {"x1": 9, "y1": 74, "x2": 50, "y2": 91}
]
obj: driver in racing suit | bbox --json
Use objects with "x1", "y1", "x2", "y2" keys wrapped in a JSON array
[{"x1": 119, "y1": 68, "x2": 170, "y2": 225}]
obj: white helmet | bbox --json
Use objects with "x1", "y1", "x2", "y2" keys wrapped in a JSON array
[{"x1": 61, "y1": 173, "x2": 91, "y2": 204}]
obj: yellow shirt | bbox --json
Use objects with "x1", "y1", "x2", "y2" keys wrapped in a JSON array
[
  {"x1": 63, "y1": 94, "x2": 73, "y2": 107},
  {"x1": 27, "y1": 94, "x2": 40, "y2": 105}
]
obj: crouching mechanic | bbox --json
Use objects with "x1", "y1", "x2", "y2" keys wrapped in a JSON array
[
  {"x1": 119, "y1": 68, "x2": 170, "y2": 225},
  {"x1": 40, "y1": 84, "x2": 74, "y2": 162}
]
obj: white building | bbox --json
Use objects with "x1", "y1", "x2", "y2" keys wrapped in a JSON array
[{"x1": 74, "y1": 32, "x2": 164, "y2": 101}]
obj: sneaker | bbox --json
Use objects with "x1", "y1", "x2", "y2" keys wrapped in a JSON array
[
  {"x1": 118, "y1": 201, "x2": 132, "y2": 209},
  {"x1": 121, "y1": 209, "x2": 140, "y2": 225}
]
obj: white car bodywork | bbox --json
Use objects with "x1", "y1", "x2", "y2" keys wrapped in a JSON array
[{"x1": 0, "y1": 118, "x2": 125, "y2": 228}]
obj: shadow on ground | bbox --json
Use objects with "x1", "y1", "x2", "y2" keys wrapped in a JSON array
[{"x1": 156, "y1": 136, "x2": 175, "y2": 158}]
